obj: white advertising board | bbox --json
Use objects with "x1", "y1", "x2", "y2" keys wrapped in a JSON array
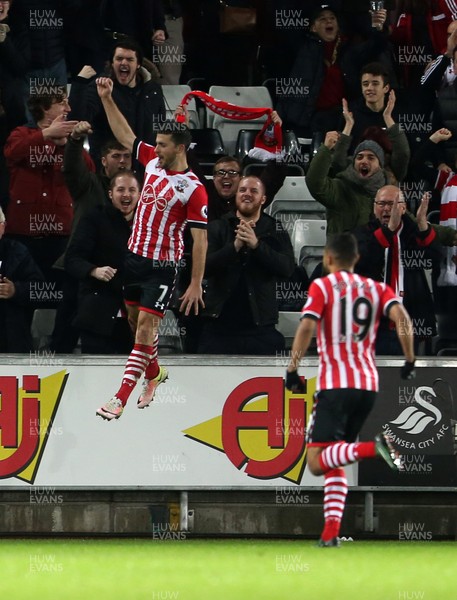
[{"x1": 0, "y1": 358, "x2": 357, "y2": 488}]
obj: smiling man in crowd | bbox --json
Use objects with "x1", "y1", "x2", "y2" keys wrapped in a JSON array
[
  {"x1": 198, "y1": 175, "x2": 294, "y2": 355},
  {"x1": 69, "y1": 38, "x2": 165, "y2": 167}
]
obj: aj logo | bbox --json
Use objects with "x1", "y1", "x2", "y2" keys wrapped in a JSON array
[
  {"x1": 183, "y1": 376, "x2": 315, "y2": 483},
  {"x1": 0, "y1": 372, "x2": 67, "y2": 483}
]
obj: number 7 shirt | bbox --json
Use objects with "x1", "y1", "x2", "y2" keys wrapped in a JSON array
[
  {"x1": 302, "y1": 270, "x2": 400, "y2": 392},
  {"x1": 129, "y1": 139, "x2": 208, "y2": 262}
]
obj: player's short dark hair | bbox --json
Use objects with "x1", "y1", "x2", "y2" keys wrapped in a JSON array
[
  {"x1": 109, "y1": 169, "x2": 141, "y2": 190},
  {"x1": 111, "y1": 38, "x2": 144, "y2": 66},
  {"x1": 101, "y1": 139, "x2": 131, "y2": 157},
  {"x1": 156, "y1": 121, "x2": 192, "y2": 147},
  {"x1": 27, "y1": 92, "x2": 67, "y2": 122},
  {"x1": 326, "y1": 232, "x2": 359, "y2": 265},
  {"x1": 360, "y1": 62, "x2": 390, "y2": 87}
]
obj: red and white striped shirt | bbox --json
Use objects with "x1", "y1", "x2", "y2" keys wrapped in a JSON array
[
  {"x1": 129, "y1": 140, "x2": 208, "y2": 261},
  {"x1": 302, "y1": 271, "x2": 399, "y2": 392}
]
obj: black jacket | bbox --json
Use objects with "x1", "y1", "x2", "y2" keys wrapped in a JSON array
[
  {"x1": 100, "y1": 0, "x2": 167, "y2": 58},
  {"x1": 54, "y1": 135, "x2": 106, "y2": 269},
  {"x1": 0, "y1": 8, "x2": 30, "y2": 131},
  {"x1": 432, "y1": 81, "x2": 457, "y2": 167},
  {"x1": 353, "y1": 214, "x2": 442, "y2": 335},
  {"x1": 64, "y1": 203, "x2": 132, "y2": 335},
  {"x1": 202, "y1": 211, "x2": 295, "y2": 326},
  {"x1": 69, "y1": 72, "x2": 166, "y2": 164},
  {"x1": 14, "y1": 0, "x2": 66, "y2": 69},
  {"x1": 278, "y1": 30, "x2": 387, "y2": 131},
  {"x1": 0, "y1": 237, "x2": 44, "y2": 352},
  {"x1": 342, "y1": 97, "x2": 400, "y2": 151}
]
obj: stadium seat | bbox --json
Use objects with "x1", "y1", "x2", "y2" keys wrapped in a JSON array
[
  {"x1": 158, "y1": 310, "x2": 183, "y2": 354},
  {"x1": 293, "y1": 219, "x2": 327, "y2": 277},
  {"x1": 433, "y1": 314, "x2": 457, "y2": 356},
  {"x1": 276, "y1": 311, "x2": 301, "y2": 350},
  {"x1": 235, "y1": 128, "x2": 301, "y2": 162},
  {"x1": 277, "y1": 311, "x2": 317, "y2": 352},
  {"x1": 261, "y1": 77, "x2": 278, "y2": 104},
  {"x1": 186, "y1": 77, "x2": 209, "y2": 92},
  {"x1": 265, "y1": 177, "x2": 326, "y2": 233},
  {"x1": 243, "y1": 163, "x2": 305, "y2": 178},
  {"x1": 292, "y1": 219, "x2": 327, "y2": 264},
  {"x1": 162, "y1": 84, "x2": 200, "y2": 129},
  {"x1": 31, "y1": 308, "x2": 56, "y2": 351},
  {"x1": 190, "y1": 128, "x2": 226, "y2": 165},
  {"x1": 272, "y1": 176, "x2": 316, "y2": 202},
  {"x1": 208, "y1": 85, "x2": 273, "y2": 154},
  {"x1": 267, "y1": 203, "x2": 327, "y2": 235},
  {"x1": 235, "y1": 129, "x2": 259, "y2": 160}
]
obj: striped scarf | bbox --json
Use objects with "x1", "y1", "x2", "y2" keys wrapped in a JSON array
[{"x1": 176, "y1": 90, "x2": 283, "y2": 157}]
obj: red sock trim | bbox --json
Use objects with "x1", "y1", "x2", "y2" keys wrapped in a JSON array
[
  {"x1": 354, "y1": 441, "x2": 376, "y2": 459},
  {"x1": 116, "y1": 344, "x2": 154, "y2": 405},
  {"x1": 134, "y1": 343, "x2": 154, "y2": 354},
  {"x1": 144, "y1": 360, "x2": 159, "y2": 380}
]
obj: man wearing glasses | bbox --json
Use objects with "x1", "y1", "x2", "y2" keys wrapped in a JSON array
[
  {"x1": 209, "y1": 157, "x2": 243, "y2": 221},
  {"x1": 353, "y1": 185, "x2": 442, "y2": 355}
]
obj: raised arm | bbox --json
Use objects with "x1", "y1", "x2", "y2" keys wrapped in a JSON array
[
  {"x1": 332, "y1": 105, "x2": 353, "y2": 176},
  {"x1": 63, "y1": 121, "x2": 95, "y2": 201},
  {"x1": 305, "y1": 132, "x2": 341, "y2": 208},
  {"x1": 96, "y1": 77, "x2": 136, "y2": 152}
]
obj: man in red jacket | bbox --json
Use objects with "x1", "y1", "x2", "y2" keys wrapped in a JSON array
[{"x1": 4, "y1": 91, "x2": 94, "y2": 304}]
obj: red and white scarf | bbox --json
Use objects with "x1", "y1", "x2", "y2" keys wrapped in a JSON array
[{"x1": 176, "y1": 90, "x2": 283, "y2": 160}]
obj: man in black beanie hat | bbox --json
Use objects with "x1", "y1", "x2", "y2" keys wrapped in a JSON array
[
  {"x1": 306, "y1": 130, "x2": 388, "y2": 236},
  {"x1": 306, "y1": 130, "x2": 457, "y2": 246},
  {"x1": 352, "y1": 139, "x2": 385, "y2": 175}
]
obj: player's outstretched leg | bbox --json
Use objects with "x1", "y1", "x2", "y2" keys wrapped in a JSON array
[{"x1": 96, "y1": 343, "x2": 154, "y2": 420}]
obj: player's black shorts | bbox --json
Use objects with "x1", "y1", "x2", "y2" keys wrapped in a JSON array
[
  {"x1": 307, "y1": 388, "x2": 376, "y2": 445},
  {"x1": 123, "y1": 251, "x2": 177, "y2": 317}
]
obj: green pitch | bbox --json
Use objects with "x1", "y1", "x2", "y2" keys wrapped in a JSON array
[{"x1": 1, "y1": 538, "x2": 454, "y2": 600}]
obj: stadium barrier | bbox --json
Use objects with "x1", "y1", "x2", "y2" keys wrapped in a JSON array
[{"x1": 0, "y1": 356, "x2": 455, "y2": 537}]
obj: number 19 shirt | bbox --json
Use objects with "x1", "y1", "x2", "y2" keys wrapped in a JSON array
[{"x1": 302, "y1": 270, "x2": 399, "y2": 391}]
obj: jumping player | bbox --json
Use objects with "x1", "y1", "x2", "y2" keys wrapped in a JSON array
[
  {"x1": 95, "y1": 77, "x2": 208, "y2": 420},
  {"x1": 285, "y1": 232, "x2": 416, "y2": 547}
]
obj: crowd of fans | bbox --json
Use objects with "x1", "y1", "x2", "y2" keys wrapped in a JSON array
[{"x1": 1, "y1": 0, "x2": 457, "y2": 356}]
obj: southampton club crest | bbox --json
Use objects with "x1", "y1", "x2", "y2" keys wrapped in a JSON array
[{"x1": 175, "y1": 179, "x2": 189, "y2": 194}]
